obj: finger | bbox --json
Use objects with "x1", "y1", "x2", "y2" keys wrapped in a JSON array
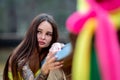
[
  {"x1": 59, "y1": 60, "x2": 64, "y2": 64},
  {"x1": 48, "y1": 50, "x2": 58, "y2": 56},
  {"x1": 49, "y1": 61, "x2": 63, "y2": 70},
  {"x1": 46, "y1": 51, "x2": 57, "y2": 61},
  {"x1": 54, "y1": 61, "x2": 64, "y2": 66},
  {"x1": 50, "y1": 64, "x2": 63, "y2": 70},
  {"x1": 47, "y1": 56, "x2": 57, "y2": 63}
]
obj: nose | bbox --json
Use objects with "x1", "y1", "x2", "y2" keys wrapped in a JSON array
[{"x1": 41, "y1": 34, "x2": 46, "y2": 40}]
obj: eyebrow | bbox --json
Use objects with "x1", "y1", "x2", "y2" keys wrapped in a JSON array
[
  {"x1": 47, "y1": 32, "x2": 53, "y2": 34},
  {"x1": 37, "y1": 28, "x2": 42, "y2": 31}
]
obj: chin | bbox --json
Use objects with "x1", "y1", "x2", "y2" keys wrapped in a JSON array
[{"x1": 39, "y1": 45, "x2": 48, "y2": 48}]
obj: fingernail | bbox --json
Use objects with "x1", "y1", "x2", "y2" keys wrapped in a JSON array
[{"x1": 61, "y1": 65, "x2": 63, "y2": 67}]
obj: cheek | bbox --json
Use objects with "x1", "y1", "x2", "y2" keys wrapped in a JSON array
[
  {"x1": 47, "y1": 37, "x2": 52, "y2": 44},
  {"x1": 37, "y1": 34, "x2": 39, "y2": 40},
  {"x1": 49, "y1": 37, "x2": 52, "y2": 43}
]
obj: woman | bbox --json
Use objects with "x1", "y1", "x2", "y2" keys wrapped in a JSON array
[{"x1": 3, "y1": 13, "x2": 66, "y2": 80}]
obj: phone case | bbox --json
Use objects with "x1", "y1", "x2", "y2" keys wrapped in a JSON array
[
  {"x1": 41, "y1": 43, "x2": 72, "y2": 66},
  {"x1": 55, "y1": 42, "x2": 72, "y2": 60}
]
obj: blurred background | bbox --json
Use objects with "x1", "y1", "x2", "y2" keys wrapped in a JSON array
[{"x1": 0, "y1": 0, "x2": 76, "y2": 79}]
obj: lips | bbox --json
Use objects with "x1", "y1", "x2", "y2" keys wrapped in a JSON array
[{"x1": 39, "y1": 41, "x2": 46, "y2": 45}]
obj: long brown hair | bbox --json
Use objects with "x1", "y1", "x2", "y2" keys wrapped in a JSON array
[{"x1": 3, "y1": 13, "x2": 58, "y2": 80}]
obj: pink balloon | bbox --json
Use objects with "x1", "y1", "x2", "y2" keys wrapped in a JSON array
[{"x1": 66, "y1": 11, "x2": 96, "y2": 34}]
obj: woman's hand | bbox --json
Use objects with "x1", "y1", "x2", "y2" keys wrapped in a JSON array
[
  {"x1": 41, "y1": 51, "x2": 64, "y2": 75},
  {"x1": 41, "y1": 43, "x2": 64, "y2": 75}
]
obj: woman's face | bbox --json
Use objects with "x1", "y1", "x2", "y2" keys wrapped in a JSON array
[{"x1": 37, "y1": 21, "x2": 53, "y2": 49}]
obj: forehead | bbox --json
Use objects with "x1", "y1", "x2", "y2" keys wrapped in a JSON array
[{"x1": 38, "y1": 21, "x2": 53, "y2": 32}]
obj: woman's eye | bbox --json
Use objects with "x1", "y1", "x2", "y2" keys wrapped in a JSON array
[
  {"x1": 46, "y1": 33, "x2": 52, "y2": 36},
  {"x1": 37, "y1": 30, "x2": 42, "y2": 34}
]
